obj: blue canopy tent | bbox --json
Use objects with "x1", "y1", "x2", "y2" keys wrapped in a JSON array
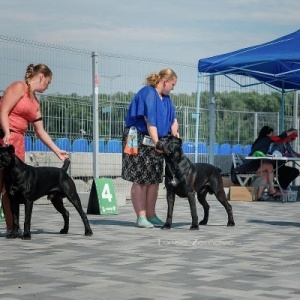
[{"x1": 196, "y1": 29, "x2": 300, "y2": 164}]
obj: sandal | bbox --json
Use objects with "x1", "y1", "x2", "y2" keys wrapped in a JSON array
[
  {"x1": 257, "y1": 196, "x2": 268, "y2": 201},
  {"x1": 269, "y1": 192, "x2": 282, "y2": 199}
]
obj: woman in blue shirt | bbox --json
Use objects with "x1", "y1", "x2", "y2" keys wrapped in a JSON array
[{"x1": 122, "y1": 68, "x2": 179, "y2": 228}]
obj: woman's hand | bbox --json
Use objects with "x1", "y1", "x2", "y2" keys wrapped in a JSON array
[
  {"x1": 172, "y1": 131, "x2": 180, "y2": 138},
  {"x1": 2, "y1": 132, "x2": 11, "y2": 146},
  {"x1": 56, "y1": 149, "x2": 69, "y2": 161},
  {"x1": 154, "y1": 141, "x2": 164, "y2": 154},
  {"x1": 155, "y1": 148, "x2": 164, "y2": 154}
]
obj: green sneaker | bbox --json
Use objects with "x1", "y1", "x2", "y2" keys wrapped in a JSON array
[
  {"x1": 136, "y1": 216, "x2": 154, "y2": 228},
  {"x1": 147, "y1": 214, "x2": 164, "y2": 227},
  {"x1": 5, "y1": 228, "x2": 23, "y2": 238},
  {"x1": 5, "y1": 229, "x2": 13, "y2": 238},
  {"x1": 17, "y1": 228, "x2": 23, "y2": 238}
]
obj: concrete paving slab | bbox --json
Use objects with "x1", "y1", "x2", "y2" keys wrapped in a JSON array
[{"x1": 1, "y1": 199, "x2": 300, "y2": 300}]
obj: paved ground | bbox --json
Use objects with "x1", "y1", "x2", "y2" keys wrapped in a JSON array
[{"x1": 1, "y1": 198, "x2": 300, "y2": 300}]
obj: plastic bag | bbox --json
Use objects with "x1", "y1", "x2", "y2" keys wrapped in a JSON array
[{"x1": 124, "y1": 126, "x2": 138, "y2": 155}]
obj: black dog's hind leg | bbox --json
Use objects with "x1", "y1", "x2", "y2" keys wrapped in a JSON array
[
  {"x1": 197, "y1": 189, "x2": 210, "y2": 225},
  {"x1": 187, "y1": 192, "x2": 199, "y2": 230},
  {"x1": 215, "y1": 189, "x2": 235, "y2": 226},
  {"x1": 65, "y1": 189, "x2": 93, "y2": 236},
  {"x1": 50, "y1": 196, "x2": 70, "y2": 234},
  {"x1": 161, "y1": 191, "x2": 176, "y2": 230}
]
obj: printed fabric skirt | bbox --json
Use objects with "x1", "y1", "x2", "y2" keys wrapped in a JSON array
[{"x1": 121, "y1": 128, "x2": 164, "y2": 184}]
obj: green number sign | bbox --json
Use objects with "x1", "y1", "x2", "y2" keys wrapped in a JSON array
[{"x1": 87, "y1": 178, "x2": 118, "y2": 215}]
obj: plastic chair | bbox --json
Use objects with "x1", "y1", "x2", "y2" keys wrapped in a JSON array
[
  {"x1": 24, "y1": 136, "x2": 33, "y2": 151},
  {"x1": 182, "y1": 141, "x2": 195, "y2": 154},
  {"x1": 231, "y1": 153, "x2": 256, "y2": 186},
  {"x1": 206, "y1": 142, "x2": 219, "y2": 154},
  {"x1": 71, "y1": 138, "x2": 89, "y2": 152},
  {"x1": 231, "y1": 144, "x2": 243, "y2": 154},
  {"x1": 219, "y1": 143, "x2": 231, "y2": 155},
  {"x1": 243, "y1": 144, "x2": 252, "y2": 155},
  {"x1": 213, "y1": 142, "x2": 219, "y2": 154},
  {"x1": 55, "y1": 138, "x2": 71, "y2": 152},
  {"x1": 33, "y1": 139, "x2": 50, "y2": 151},
  {"x1": 105, "y1": 139, "x2": 122, "y2": 153},
  {"x1": 89, "y1": 139, "x2": 106, "y2": 152},
  {"x1": 197, "y1": 142, "x2": 207, "y2": 154}
]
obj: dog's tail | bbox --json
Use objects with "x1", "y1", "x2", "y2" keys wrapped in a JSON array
[{"x1": 62, "y1": 158, "x2": 71, "y2": 171}]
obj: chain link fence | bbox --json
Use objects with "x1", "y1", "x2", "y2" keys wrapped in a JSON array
[{"x1": 0, "y1": 35, "x2": 298, "y2": 192}]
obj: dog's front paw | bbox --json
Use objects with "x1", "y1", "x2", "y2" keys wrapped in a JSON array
[
  {"x1": 161, "y1": 223, "x2": 172, "y2": 230},
  {"x1": 227, "y1": 221, "x2": 235, "y2": 227},
  {"x1": 60, "y1": 228, "x2": 69, "y2": 234},
  {"x1": 22, "y1": 233, "x2": 31, "y2": 240},
  {"x1": 190, "y1": 224, "x2": 199, "y2": 230}
]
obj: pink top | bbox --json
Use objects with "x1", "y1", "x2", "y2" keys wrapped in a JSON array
[
  {"x1": 0, "y1": 82, "x2": 39, "y2": 161},
  {"x1": 6, "y1": 83, "x2": 39, "y2": 134}
]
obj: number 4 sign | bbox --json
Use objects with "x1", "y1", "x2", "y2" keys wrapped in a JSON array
[{"x1": 87, "y1": 178, "x2": 118, "y2": 215}]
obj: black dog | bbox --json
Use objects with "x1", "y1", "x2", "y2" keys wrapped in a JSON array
[
  {"x1": 0, "y1": 145, "x2": 93, "y2": 240},
  {"x1": 156, "y1": 136, "x2": 235, "y2": 230}
]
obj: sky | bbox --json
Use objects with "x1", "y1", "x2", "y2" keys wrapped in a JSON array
[{"x1": 1, "y1": 0, "x2": 300, "y2": 64}]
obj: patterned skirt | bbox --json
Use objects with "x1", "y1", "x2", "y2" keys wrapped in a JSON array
[{"x1": 121, "y1": 128, "x2": 164, "y2": 184}]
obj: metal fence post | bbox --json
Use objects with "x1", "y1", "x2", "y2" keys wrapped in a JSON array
[{"x1": 92, "y1": 51, "x2": 99, "y2": 178}]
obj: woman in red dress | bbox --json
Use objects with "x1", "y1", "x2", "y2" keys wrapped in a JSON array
[{"x1": 0, "y1": 63, "x2": 69, "y2": 238}]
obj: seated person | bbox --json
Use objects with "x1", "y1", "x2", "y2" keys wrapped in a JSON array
[
  {"x1": 234, "y1": 126, "x2": 298, "y2": 201},
  {"x1": 270, "y1": 128, "x2": 300, "y2": 192}
]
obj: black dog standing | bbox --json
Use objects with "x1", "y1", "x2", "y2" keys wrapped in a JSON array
[
  {"x1": 156, "y1": 136, "x2": 235, "y2": 230},
  {"x1": 0, "y1": 145, "x2": 93, "y2": 239}
]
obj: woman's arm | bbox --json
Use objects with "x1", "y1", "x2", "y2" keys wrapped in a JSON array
[
  {"x1": 145, "y1": 118, "x2": 159, "y2": 145},
  {"x1": 33, "y1": 106, "x2": 68, "y2": 161},
  {"x1": 271, "y1": 129, "x2": 298, "y2": 143},
  {"x1": 286, "y1": 142, "x2": 300, "y2": 157},
  {"x1": 171, "y1": 118, "x2": 179, "y2": 137}
]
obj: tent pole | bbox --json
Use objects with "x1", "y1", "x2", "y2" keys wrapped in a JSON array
[
  {"x1": 280, "y1": 88, "x2": 285, "y2": 132},
  {"x1": 293, "y1": 91, "x2": 298, "y2": 129},
  {"x1": 194, "y1": 72, "x2": 202, "y2": 163},
  {"x1": 209, "y1": 76, "x2": 215, "y2": 165},
  {"x1": 293, "y1": 91, "x2": 298, "y2": 149}
]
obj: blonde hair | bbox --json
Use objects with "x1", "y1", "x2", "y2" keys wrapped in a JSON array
[
  {"x1": 25, "y1": 63, "x2": 52, "y2": 94},
  {"x1": 145, "y1": 68, "x2": 177, "y2": 87}
]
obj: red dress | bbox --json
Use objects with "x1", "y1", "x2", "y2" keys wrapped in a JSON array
[{"x1": 0, "y1": 82, "x2": 39, "y2": 161}]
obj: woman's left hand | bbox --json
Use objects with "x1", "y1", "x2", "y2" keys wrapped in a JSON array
[{"x1": 56, "y1": 150, "x2": 69, "y2": 161}]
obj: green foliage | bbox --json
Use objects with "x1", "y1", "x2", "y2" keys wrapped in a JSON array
[{"x1": 29, "y1": 90, "x2": 294, "y2": 146}]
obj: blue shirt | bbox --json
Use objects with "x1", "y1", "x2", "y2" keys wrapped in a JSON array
[{"x1": 125, "y1": 86, "x2": 176, "y2": 138}]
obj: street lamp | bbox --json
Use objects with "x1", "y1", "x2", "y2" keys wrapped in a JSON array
[{"x1": 102, "y1": 74, "x2": 122, "y2": 139}]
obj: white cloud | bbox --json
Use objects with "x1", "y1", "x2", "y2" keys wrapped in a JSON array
[{"x1": 0, "y1": 0, "x2": 299, "y2": 62}]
